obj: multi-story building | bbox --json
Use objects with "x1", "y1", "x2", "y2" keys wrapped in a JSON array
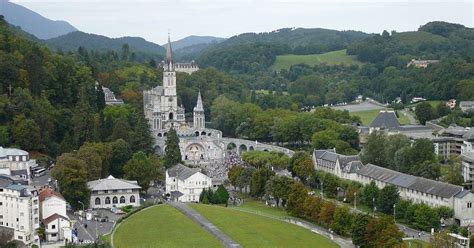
[
  {"x1": 313, "y1": 149, "x2": 474, "y2": 226},
  {"x1": 0, "y1": 147, "x2": 33, "y2": 180},
  {"x1": 166, "y1": 164, "x2": 211, "y2": 202},
  {"x1": 406, "y1": 59, "x2": 440, "y2": 68},
  {"x1": 87, "y1": 175, "x2": 141, "y2": 209},
  {"x1": 460, "y1": 101, "x2": 474, "y2": 113},
  {"x1": 39, "y1": 188, "x2": 71, "y2": 243},
  {"x1": 0, "y1": 174, "x2": 40, "y2": 246}
]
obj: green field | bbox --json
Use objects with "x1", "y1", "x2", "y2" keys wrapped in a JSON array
[
  {"x1": 113, "y1": 205, "x2": 223, "y2": 248},
  {"x1": 233, "y1": 199, "x2": 289, "y2": 218},
  {"x1": 192, "y1": 204, "x2": 339, "y2": 248},
  {"x1": 350, "y1": 109, "x2": 410, "y2": 126},
  {"x1": 271, "y1": 49, "x2": 363, "y2": 71},
  {"x1": 403, "y1": 239, "x2": 430, "y2": 248}
]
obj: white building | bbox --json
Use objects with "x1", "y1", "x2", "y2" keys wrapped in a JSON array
[
  {"x1": 39, "y1": 188, "x2": 71, "y2": 243},
  {"x1": 0, "y1": 174, "x2": 40, "y2": 246},
  {"x1": 460, "y1": 101, "x2": 474, "y2": 113},
  {"x1": 87, "y1": 175, "x2": 141, "y2": 209},
  {"x1": 313, "y1": 149, "x2": 474, "y2": 226},
  {"x1": 0, "y1": 147, "x2": 32, "y2": 180},
  {"x1": 166, "y1": 164, "x2": 211, "y2": 202}
]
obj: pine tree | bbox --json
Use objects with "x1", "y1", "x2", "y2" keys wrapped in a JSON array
[
  {"x1": 164, "y1": 128, "x2": 182, "y2": 168},
  {"x1": 96, "y1": 85, "x2": 106, "y2": 111}
]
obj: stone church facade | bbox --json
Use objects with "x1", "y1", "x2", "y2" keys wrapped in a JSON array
[{"x1": 144, "y1": 35, "x2": 293, "y2": 163}]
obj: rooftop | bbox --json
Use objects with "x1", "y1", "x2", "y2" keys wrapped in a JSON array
[
  {"x1": 39, "y1": 188, "x2": 65, "y2": 202},
  {"x1": 88, "y1": 175, "x2": 141, "y2": 191},
  {"x1": 0, "y1": 147, "x2": 28, "y2": 158},
  {"x1": 167, "y1": 164, "x2": 200, "y2": 180},
  {"x1": 369, "y1": 111, "x2": 400, "y2": 129}
]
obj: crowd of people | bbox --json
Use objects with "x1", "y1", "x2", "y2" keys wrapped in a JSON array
[{"x1": 200, "y1": 152, "x2": 245, "y2": 180}]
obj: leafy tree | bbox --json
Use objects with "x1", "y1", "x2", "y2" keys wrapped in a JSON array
[
  {"x1": 286, "y1": 182, "x2": 308, "y2": 217},
  {"x1": 110, "y1": 139, "x2": 132, "y2": 177},
  {"x1": 351, "y1": 214, "x2": 372, "y2": 247},
  {"x1": 110, "y1": 118, "x2": 131, "y2": 142},
  {"x1": 414, "y1": 203, "x2": 440, "y2": 231},
  {"x1": 51, "y1": 153, "x2": 90, "y2": 209},
  {"x1": 436, "y1": 102, "x2": 451, "y2": 117},
  {"x1": 228, "y1": 166, "x2": 244, "y2": 190},
  {"x1": 291, "y1": 151, "x2": 315, "y2": 183},
  {"x1": 267, "y1": 176, "x2": 294, "y2": 207},
  {"x1": 123, "y1": 152, "x2": 163, "y2": 192},
  {"x1": 250, "y1": 167, "x2": 275, "y2": 197},
  {"x1": 361, "y1": 181, "x2": 379, "y2": 211},
  {"x1": 377, "y1": 185, "x2": 399, "y2": 215},
  {"x1": 410, "y1": 160, "x2": 441, "y2": 180},
  {"x1": 319, "y1": 200, "x2": 336, "y2": 226},
  {"x1": 361, "y1": 131, "x2": 387, "y2": 167},
  {"x1": 415, "y1": 102, "x2": 435, "y2": 125},
  {"x1": 365, "y1": 216, "x2": 404, "y2": 248},
  {"x1": 96, "y1": 85, "x2": 106, "y2": 111},
  {"x1": 212, "y1": 185, "x2": 230, "y2": 204},
  {"x1": 12, "y1": 114, "x2": 41, "y2": 150},
  {"x1": 444, "y1": 156, "x2": 464, "y2": 185},
  {"x1": 311, "y1": 129, "x2": 338, "y2": 149},
  {"x1": 164, "y1": 128, "x2": 182, "y2": 168},
  {"x1": 331, "y1": 206, "x2": 354, "y2": 236},
  {"x1": 236, "y1": 167, "x2": 254, "y2": 193}
]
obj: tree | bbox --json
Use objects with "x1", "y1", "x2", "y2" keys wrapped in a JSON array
[
  {"x1": 76, "y1": 143, "x2": 103, "y2": 180},
  {"x1": 377, "y1": 185, "x2": 399, "y2": 215},
  {"x1": 291, "y1": 152, "x2": 315, "y2": 183},
  {"x1": 123, "y1": 152, "x2": 163, "y2": 192},
  {"x1": 51, "y1": 153, "x2": 90, "y2": 209},
  {"x1": 436, "y1": 102, "x2": 451, "y2": 117},
  {"x1": 12, "y1": 114, "x2": 41, "y2": 150},
  {"x1": 311, "y1": 129, "x2": 338, "y2": 149},
  {"x1": 414, "y1": 203, "x2": 440, "y2": 231},
  {"x1": 361, "y1": 181, "x2": 379, "y2": 211},
  {"x1": 351, "y1": 213, "x2": 372, "y2": 247},
  {"x1": 331, "y1": 206, "x2": 354, "y2": 236},
  {"x1": 110, "y1": 118, "x2": 131, "y2": 142},
  {"x1": 415, "y1": 102, "x2": 435, "y2": 125},
  {"x1": 319, "y1": 200, "x2": 336, "y2": 226},
  {"x1": 236, "y1": 167, "x2": 254, "y2": 193},
  {"x1": 212, "y1": 185, "x2": 230, "y2": 204},
  {"x1": 410, "y1": 160, "x2": 441, "y2": 180},
  {"x1": 250, "y1": 167, "x2": 275, "y2": 197},
  {"x1": 444, "y1": 156, "x2": 464, "y2": 185},
  {"x1": 73, "y1": 81, "x2": 97, "y2": 147},
  {"x1": 268, "y1": 176, "x2": 294, "y2": 207},
  {"x1": 199, "y1": 188, "x2": 211, "y2": 204},
  {"x1": 228, "y1": 166, "x2": 244, "y2": 190},
  {"x1": 286, "y1": 182, "x2": 308, "y2": 217},
  {"x1": 110, "y1": 139, "x2": 132, "y2": 178},
  {"x1": 96, "y1": 85, "x2": 106, "y2": 111},
  {"x1": 164, "y1": 128, "x2": 182, "y2": 168},
  {"x1": 361, "y1": 131, "x2": 387, "y2": 167}
]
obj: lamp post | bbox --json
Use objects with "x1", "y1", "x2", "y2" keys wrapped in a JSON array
[
  {"x1": 320, "y1": 181, "x2": 324, "y2": 198},
  {"x1": 393, "y1": 204, "x2": 396, "y2": 221},
  {"x1": 78, "y1": 201, "x2": 85, "y2": 216}
]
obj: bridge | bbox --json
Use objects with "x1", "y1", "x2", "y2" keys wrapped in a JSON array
[{"x1": 218, "y1": 137, "x2": 294, "y2": 157}]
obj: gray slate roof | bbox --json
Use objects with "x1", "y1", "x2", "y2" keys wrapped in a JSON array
[
  {"x1": 168, "y1": 164, "x2": 199, "y2": 180},
  {"x1": 88, "y1": 175, "x2": 141, "y2": 191},
  {"x1": 314, "y1": 149, "x2": 360, "y2": 171},
  {"x1": 357, "y1": 164, "x2": 462, "y2": 199},
  {"x1": 369, "y1": 111, "x2": 400, "y2": 129}
]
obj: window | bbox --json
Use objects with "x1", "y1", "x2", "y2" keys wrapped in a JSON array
[
  {"x1": 120, "y1": 196, "x2": 125, "y2": 203},
  {"x1": 52, "y1": 225, "x2": 56, "y2": 229},
  {"x1": 113, "y1": 197, "x2": 118, "y2": 204},
  {"x1": 468, "y1": 202, "x2": 472, "y2": 208},
  {"x1": 105, "y1": 197, "x2": 111, "y2": 204},
  {"x1": 20, "y1": 212, "x2": 24, "y2": 217},
  {"x1": 17, "y1": 236, "x2": 22, "y2": 240},
  {"x1": 52, "y1": 233, "x2": 57, "y2": 237},
  {"x1": 20, "y1": 226, "x2": 24, "y2": 230},
  {"x1": 95, "y1": 197, "x2": 101, "y2": 205},
  {"x1": 130, "y1": 195, "x2": 136, "y2": 203}
]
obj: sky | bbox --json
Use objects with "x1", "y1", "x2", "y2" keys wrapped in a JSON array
[{"x1": 9, "y1": 0, "x2": 474, "y2": 44}]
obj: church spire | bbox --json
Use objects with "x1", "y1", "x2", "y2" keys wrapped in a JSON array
[
  {"x1": 194, "y1": 91, "x2": 204, "y2": 112},
  {"x1": 166, "y1": 32, "x2": 173, "y2": 65}
]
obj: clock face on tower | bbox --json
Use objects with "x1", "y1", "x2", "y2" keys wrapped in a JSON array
[{"x1": 168, "y1": 97, "x2": 173, "y2": 102}]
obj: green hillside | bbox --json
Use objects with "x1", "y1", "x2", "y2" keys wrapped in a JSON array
[{"x1": 271, "y1": 49, "x2": 362, "y2": 71}]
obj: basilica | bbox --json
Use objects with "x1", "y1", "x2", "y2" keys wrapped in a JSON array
[{"x1": 143, "y1": 35, "x2": 225, "y2": 162}]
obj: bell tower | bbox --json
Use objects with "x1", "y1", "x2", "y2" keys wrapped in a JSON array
[
  {"x1": 193, "y1": 91, "x2": 205, "y2": 129},
  {"x1": 163, "y1": 33, "x2": 177, "y2": 113}
]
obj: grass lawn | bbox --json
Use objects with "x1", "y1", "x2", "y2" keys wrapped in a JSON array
[
  {"x1": 350, "y1": 109, "x2": 410, "y2": 126},
  {"x1": 114, "y1": 204, "x2": 223, "y2": 248},
  {"x1": 191, "y1": 204, "x2": 339, "y2": 248},
  {"x1": 271, "y1": 49, "x2": 363, "y2": 71},
  {"x1": 403, "y1": 239, "x2": 430, "y2": 248},
  {"x1": 233, "y1": 199, "x2": 289, "y2": 218},
  {"x1": 408, "y1": 100, "x2": 443, "y2": 108}
]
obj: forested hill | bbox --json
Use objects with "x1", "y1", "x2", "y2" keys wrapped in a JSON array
[
  {"x1": 0, "y1": 0, "x2": 77, "y2": 39},
  {"x1": 45, "y1": 31, "x2": 165, "y2": 57},
  {"x1": 196, "y1": 28, "x2": 371, "y2": 73},
  {"x1": 170, "y1": 35, "x2": 225, "y2": 50},
  {"x1": 347, "y1": 21, "x2": 474, "y2": 65}
]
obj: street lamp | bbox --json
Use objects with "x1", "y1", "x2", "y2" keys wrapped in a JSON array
[
  {"x1": 372, "y1": 197, "x2": 376, "y2": 212},
  {"x1": 320, "y1": 181, "x2": 324, "y2": 198},
  {"x1": 78, "y1": 201, "x2": 85, "y2": 213},
  {"x1": 393, "y1": 204, "x2": 396, "y2": 220}
]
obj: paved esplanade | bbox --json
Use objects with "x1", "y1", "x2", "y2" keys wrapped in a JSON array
[{"x1": 169, "y1": 202, "x2": 241, "y2": 248}]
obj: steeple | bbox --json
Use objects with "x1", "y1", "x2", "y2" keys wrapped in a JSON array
[
  {"x1": 166, "y1": 32, "x2": 173, "y2": 66},
  {"x1": 194, "y1": 91, "x2": 204, "y2": 112}
]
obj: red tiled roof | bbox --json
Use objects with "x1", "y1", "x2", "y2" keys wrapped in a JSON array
[
  {"x1": 43, "y1": 213, "x2": 69, "y2": 224},
  {"x1": 39, "y1": 188, "x2": 65, "y2": 202}
]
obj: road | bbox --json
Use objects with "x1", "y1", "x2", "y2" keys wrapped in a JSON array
[
  {"x1": 400, "y1": 109, "x2": 418, "y2": 125},
  {"x1": 169, "y1": 202, "x2": 241, "y2": 248},
  {"x1": 69, "y1": 211, "x2": 115, "y2": 244}
]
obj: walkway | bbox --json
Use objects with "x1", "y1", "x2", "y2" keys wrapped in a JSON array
[{"x1": 169, "y1": 202, "x2": 241, "y2": 248}]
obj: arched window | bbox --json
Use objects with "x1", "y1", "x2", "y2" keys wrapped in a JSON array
[
  {"x1": 95, "y1": 197, "x2": 101, "y2": 205},
  {"x1": 120, "y1": 196, "x2": 125, "y2": 203},
  {"x1": 169, "y1": 112, "x2": 174, "y2": 120},
  {"x1": 195, "y1": 131, "x2": 199, "y2": 137},
  {"x1": 105, "y1": 197, "x2": 111, "y2": 204},
  {"x1": 113, "y1": 196, "x2": 118, "y2": 204},
  {"x1": 130, "y1": 195, "x2": 136, "y2": 203}
]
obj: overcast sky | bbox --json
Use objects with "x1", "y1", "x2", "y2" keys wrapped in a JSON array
[{"x1": 10, "y1": 0, "x2": 474, "y2": 44}]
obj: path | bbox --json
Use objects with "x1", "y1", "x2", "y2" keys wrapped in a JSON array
[
  {"x1": 229, "y1": 207, "x2": 354, "y2": 248},
  {"x1": 169, "y1": 202, "x2": 241, "y2": 248},
  {"x1": 401, "y1": 109, "x2": 418, "y2": 124}
]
